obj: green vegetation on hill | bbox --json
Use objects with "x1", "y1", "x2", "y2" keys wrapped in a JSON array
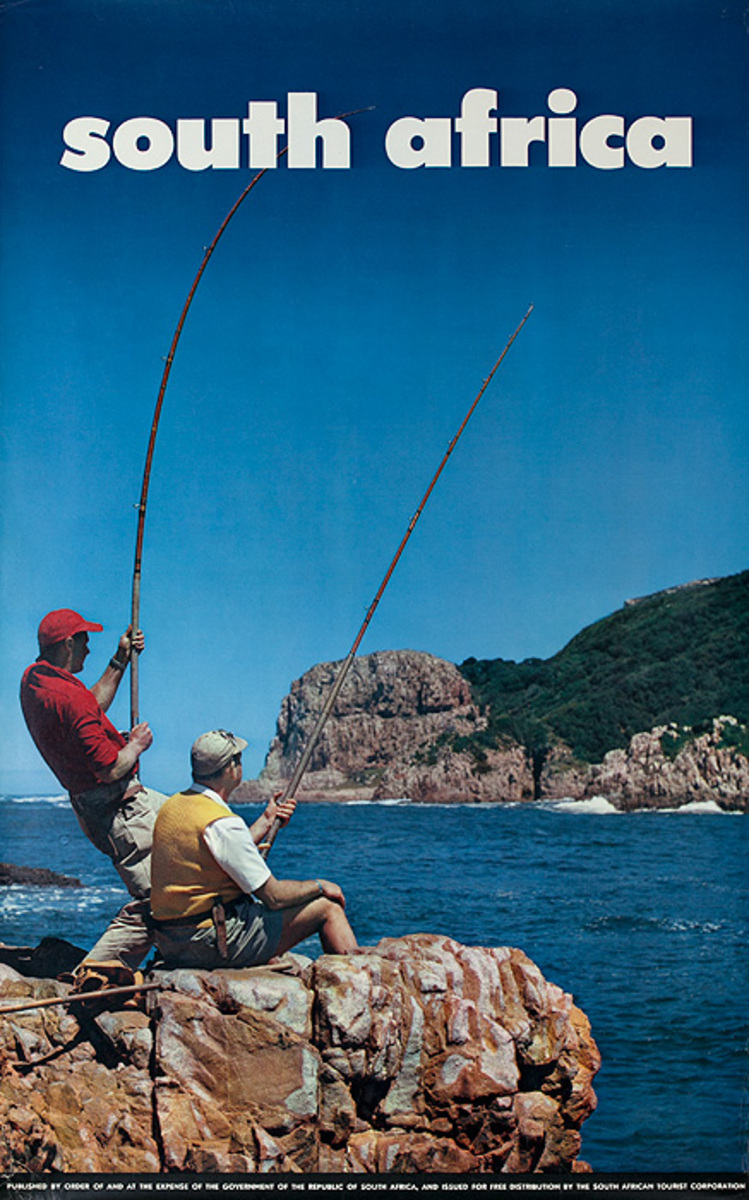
[{"x1": 459, "y1": 571, "x2": 749, "y2": 764}]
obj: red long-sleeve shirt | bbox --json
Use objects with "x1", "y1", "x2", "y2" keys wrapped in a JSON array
[{"x1": 20, "y1": 661, "x2": 126, "y2": 795}]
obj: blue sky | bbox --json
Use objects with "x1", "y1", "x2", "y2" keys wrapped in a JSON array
[{"x1": 1, "y1": 0, "x2": 747, "y2": 791}]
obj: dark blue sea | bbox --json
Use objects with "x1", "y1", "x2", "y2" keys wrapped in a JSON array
[{"x1": 1, "y1": 792, "x2": 746, "y2": 1176}]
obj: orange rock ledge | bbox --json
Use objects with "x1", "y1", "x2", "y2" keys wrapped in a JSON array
[{"x1": 0, "y1": 934, "x2": 600, "y2": 1175}]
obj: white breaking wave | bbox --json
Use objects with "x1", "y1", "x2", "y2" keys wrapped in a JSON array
[
  {"x1": 543, "y1": 796, "x2": 621, "y2": 815},
  {"x1": 543, "y1": 796, "x2": 738, "y2": 816},
  {"x1": 0, "y1": 887, "x2": 123, "y2": 919},
  {"x1": 1, "y1": 793, "x2": 67, "y2": 805},
  {"x1": 648, "y1": 799, "x2": 733, "y2": 815},
  {"x1": 346, "y1": 797, "x2": 412, "y2": 806}
]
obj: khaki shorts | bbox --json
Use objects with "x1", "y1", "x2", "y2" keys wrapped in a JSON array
[{"x1": 154, "y1": 897, "x2": 284, "y2": 970}]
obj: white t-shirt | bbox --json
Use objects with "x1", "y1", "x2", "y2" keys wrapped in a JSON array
[{"x1": 197, "y1": 787, "x2": 271, "y2": 896}]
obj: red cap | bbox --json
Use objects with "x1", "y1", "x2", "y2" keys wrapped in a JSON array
[{"x1": 37, "y1": 609, "x2": 104, "y2": 648}]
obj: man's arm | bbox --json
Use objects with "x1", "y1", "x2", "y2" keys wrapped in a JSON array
[
  {"x1": 255, "y1": 875, "x2": 347, "y2": 911},
  {"x1": 96, "y1": 722, "x2": 153, "y2": 783},
  {"x1": 91, "y1": 626, "x2": 143, "y2": 711},
  {"x1": 203, "y1": 816, "x2": 346, "y2": 911}
]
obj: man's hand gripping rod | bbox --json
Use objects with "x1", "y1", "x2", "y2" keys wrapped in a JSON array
[{"x1": 260, "y1": 304, "x2": 534, "y2": 860}]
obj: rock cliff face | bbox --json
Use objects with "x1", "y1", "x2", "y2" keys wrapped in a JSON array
[
  {"x1": 249, "y1": 651, "x2": 748, "y2": 810},
  {"x1": 541, "y1": 717, "x2": 749, "y2": 811},
  {"x1": 257, "y1": 650, "x2": 535, "y2": 804},
  {"x1": 0, "y1": 936, "x2": 599, "y2": 1175}
]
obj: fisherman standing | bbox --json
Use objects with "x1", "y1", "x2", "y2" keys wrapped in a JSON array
[
  {"x1": 20, "y1": 608, "x2": 167, "y2": 971},
  {"x1": 150, "y1": 729, "x2": 358, "y2": 968}
]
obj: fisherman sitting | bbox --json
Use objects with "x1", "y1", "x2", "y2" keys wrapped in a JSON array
[
  {"x1": 20, "y1": 608, "x2": 168, "y2": 974},
  {"x1": 150, "y1": 729, "x2": 358, "y2": 968}
]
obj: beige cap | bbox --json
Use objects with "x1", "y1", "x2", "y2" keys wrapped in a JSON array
[{"x1": 191, "y1": 729, "x2": 248, "y2": 777}]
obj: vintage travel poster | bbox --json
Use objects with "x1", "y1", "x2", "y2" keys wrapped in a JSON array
[{"x1": 1, "y1": 0, "x2": 747, "y2": 1192}]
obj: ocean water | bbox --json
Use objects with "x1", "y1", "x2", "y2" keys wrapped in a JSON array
[{"x1": 0, "y1": 792, "x2": 746, "y2": 1175}]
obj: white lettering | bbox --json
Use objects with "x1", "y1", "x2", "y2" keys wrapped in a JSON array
[
  {"x1": 547, "y1": 87, "x2": 578, "y2": 167},
  {"x1": 59, "y1": 116, "x2": 111, "y2": 172},
  {"x1": 287, "y1": 92, "x2": 350, "y2": 168},
  {"x1": 243, "y1": 101, "x2": 285, "y2": 168},
  {"x1": 58, "y1": 89, "x2": 694, "y2": 173},
  {"x1": 176, "y1": 119, "x2": 240, "y2": 170},
  {"x1": 500, "y1": 115, "x2": 546, "y2": 167},
  {"x1": 454, "y1": 87, "x2": 498, "y2": 166},
  {"x1": 626, "y1": 115, "x2": 693, "y2": 167},
  {"x1": 385, "y1": 116, "x2": 452, "y2": 168},
  {"x1": 579, "y1": 114, "x2": 625, "y2": 169},
  {"x1": 112, "y1": 117, "x2": 174, "y2": 171}
]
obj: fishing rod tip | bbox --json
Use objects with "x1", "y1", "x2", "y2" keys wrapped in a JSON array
[{"x1": 335, "y1": 104, "x2": 377, "y2": 120}]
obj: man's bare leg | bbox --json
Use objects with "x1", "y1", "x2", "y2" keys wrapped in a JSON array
[{"x1": 275, "y1": 897, "x2": 358, "y2": 956}]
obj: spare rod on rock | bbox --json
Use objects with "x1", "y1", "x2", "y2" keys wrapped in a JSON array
[
  {"x1": 0, "y1": 981, "x2": 162, "y2": 1017},
  {"x1": 260, "y1": 303, "x2": 534, "y2": 860}
]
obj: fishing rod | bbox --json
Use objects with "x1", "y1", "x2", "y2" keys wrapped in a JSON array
[
  {"x1": 259, "y1": 303, "x2": 534, "y2": 860},
  {"x1": 129, "y1": 107, "x2": 373, "y2": 726},
  {"x1": 0, "y1": 981, "x2": 162, "y2": 1017},
  {"x1": 129, "y1": 163, "x2": 278, "y2": 727}
]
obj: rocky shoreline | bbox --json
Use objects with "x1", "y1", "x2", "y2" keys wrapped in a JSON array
[
  {"x1": 0, "y1": 863, "x2": 83, "y2": 888},
  {"x1": 237, "y1": 650, "x2": 748, "y2": 812},
  {"x1": 0, "y1": 935, "x2": 599, "y2": 1175}
]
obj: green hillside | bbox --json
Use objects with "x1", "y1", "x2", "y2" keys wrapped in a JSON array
[{"x1": 458, "y1": 571, "x2": 749, "y2": 765}]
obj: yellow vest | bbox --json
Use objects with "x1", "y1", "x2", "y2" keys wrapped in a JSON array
[{"x1": 150, "y1": 789, "x2": 243, "y2": 922}]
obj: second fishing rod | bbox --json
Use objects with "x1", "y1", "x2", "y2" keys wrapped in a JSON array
[{"x1": 259, "y1": 303, "x2": 534, "y2": 859}]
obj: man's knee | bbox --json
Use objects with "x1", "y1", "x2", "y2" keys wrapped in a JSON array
[{"x1": 298, "y1": 895, "x2": 332, "y2": 929}]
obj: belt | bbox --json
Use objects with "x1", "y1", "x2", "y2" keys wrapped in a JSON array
[
  {"x1": 151, "y1": 909, "x2": 213, "y2": 929},
  {"x1": 151, "y1": 896, "x2": 241, "y2": 931},
  {"x1": 70, "y1": 775, "x2": 144, "y2": 808}
]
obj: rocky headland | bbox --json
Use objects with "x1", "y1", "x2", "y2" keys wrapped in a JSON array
[
  {"x1": 240, "y1": 649, "x2": 748, "y2": 811},
  {"x1": 0, "y1": 935, "x2": 599, "y2": 1175},
  {"x1": 254, "y1": 650, "x2": 534, "y2": 804}
]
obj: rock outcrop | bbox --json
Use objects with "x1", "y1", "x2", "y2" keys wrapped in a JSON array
[
  {"x1": 541, "y1": 716, "x2": 749, "y2": 811},
  {"x1": 0, "y1": 937, "x2": 86, "y2": 979},
  {"x1": 0, "y1": 935, "x2": 600, "y2": 1175},
  {"x1": 0, "y1": 863, "x2": 83, "y2": 888},
  {"x1": 246, "y1": 651, "x2": 748, "y2": 810},
  {"x1": 252, "y1": 650, "x2": 535, "y2": 804}
]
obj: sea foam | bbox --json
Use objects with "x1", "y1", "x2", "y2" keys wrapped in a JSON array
[
  {"x1": 543, "y1": 796, "x2": 621, "y2": 815},
  {"x1": 2, "y1": 793, "x2": 67, "y2": 806}
]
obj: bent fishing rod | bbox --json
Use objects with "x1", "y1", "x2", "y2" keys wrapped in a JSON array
[
  {"x1": 129, "y1": 108, "x2": 372, "y2": 726},
  {"x1": 259, "y1": 303, "x2": 534, "y2": 860},
  {"x1": 129, "y1": 165, "x2": 276, "y2": 726}
]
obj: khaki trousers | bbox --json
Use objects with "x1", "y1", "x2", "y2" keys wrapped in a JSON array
[{"x1": 70, "y1": 779, "x2": 167, "y2": 968}]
